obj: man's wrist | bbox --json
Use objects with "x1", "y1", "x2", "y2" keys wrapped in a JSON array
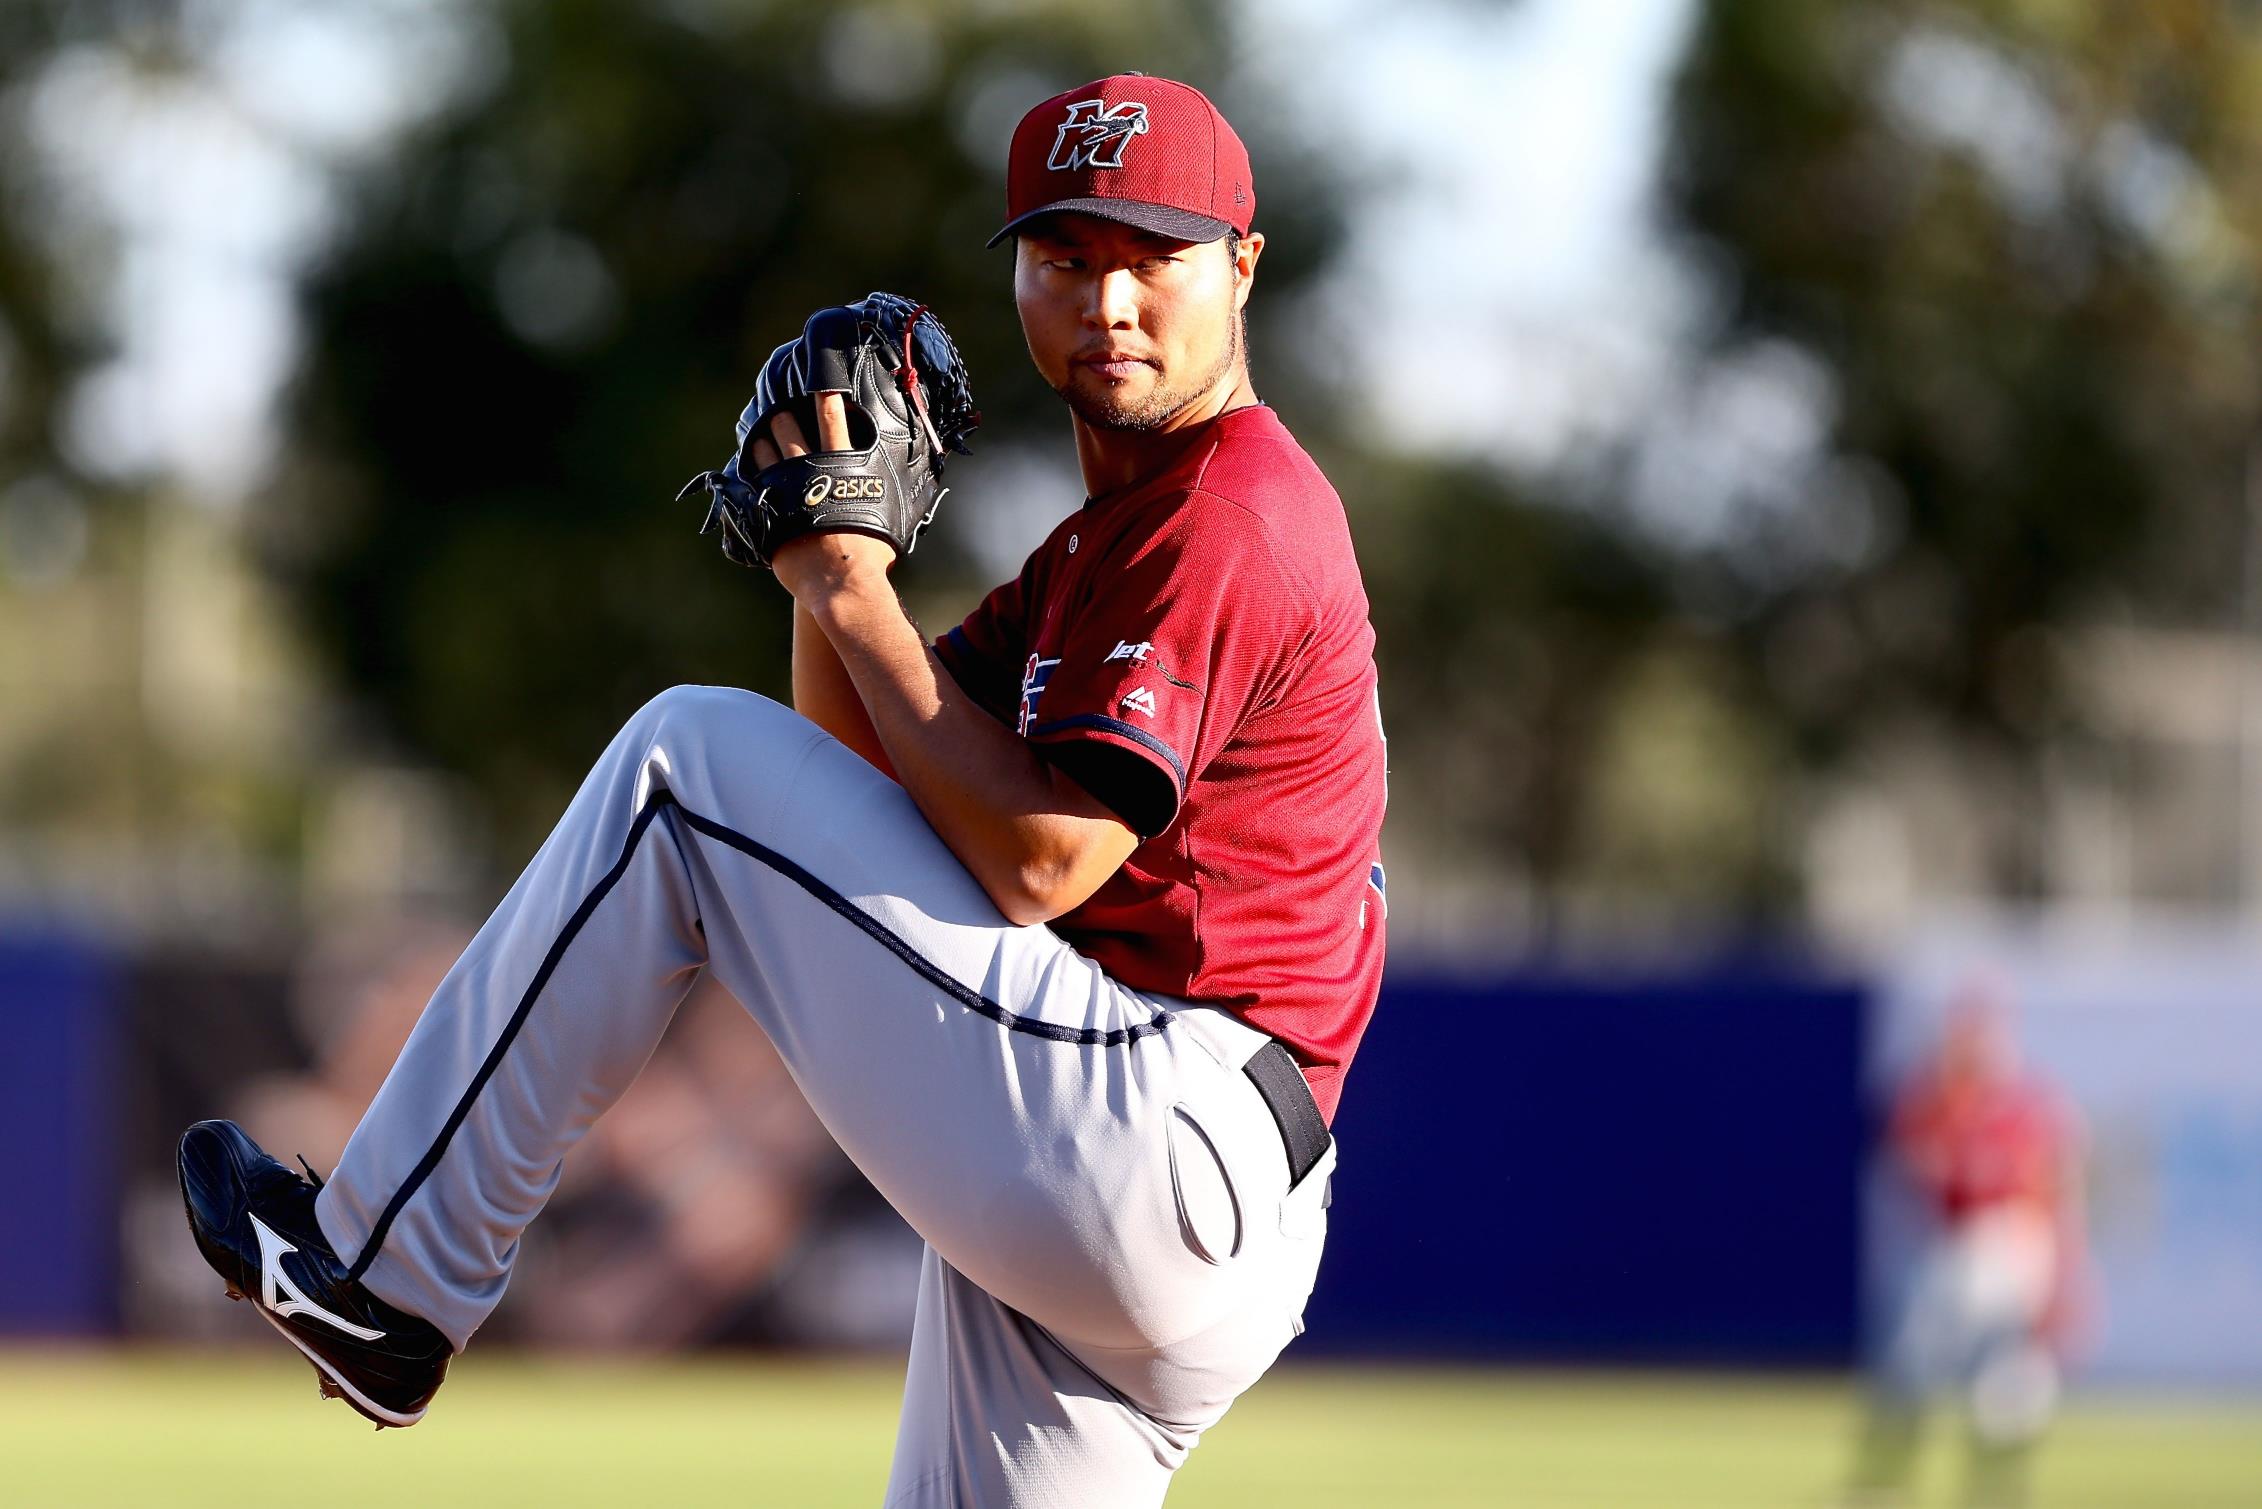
[
  {"x1": 802, "y1": 579, "x2": 896, "y2": 640},
  {"x1": 774, "y1": 533, "x2": 895, "y2": 610},
  {"x1": 788, "y1": 558, "x2": 900, "y2": 643}
]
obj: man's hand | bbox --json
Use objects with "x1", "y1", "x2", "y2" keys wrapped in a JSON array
[
  {"x1": 761, "y1": 394, "x2": 899, "y2": 603},
  {"x1": 677, "y1": 293, "x2": 976, "y2": 571}
]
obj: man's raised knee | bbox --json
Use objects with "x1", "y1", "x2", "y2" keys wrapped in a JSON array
[
  {"x1": 632, "y1": 681, "x2": 771, "y2": 717},
  {"x1": 629, "y1": 683, "x2": 805, "y2": 745}
]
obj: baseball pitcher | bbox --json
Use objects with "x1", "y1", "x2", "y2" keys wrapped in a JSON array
[{"x1": 177, "y1": 72, "x2": 1388, "y2": 1507}]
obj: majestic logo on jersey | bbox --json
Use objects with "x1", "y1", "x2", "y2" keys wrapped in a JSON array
[
  {"x1": 1120, "y1": 686, "x2": 1157, "y2": 718},
  {"x1": 1017, "y1": 653, "x2": 1060, "y2": 735},
  {"x1": 1048, "y1": 101, "x2": 1150, "y2": 171},
  {"x1": 1104, "y1": 639, "x2": 1198, "y2": 689},
  {"x1": 802, "y1": 475, "x2": 884, "y2": 508}
]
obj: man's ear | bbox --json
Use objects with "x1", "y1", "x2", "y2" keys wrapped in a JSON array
[{"x1": 1232, "y1": 232, "x2": 1264, "y2": 311}]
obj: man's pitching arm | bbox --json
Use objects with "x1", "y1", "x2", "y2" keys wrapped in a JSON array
[
  {"x1": 760, "y1": 397, "x2": 1137, "y2": 927},
  {"x1": 792, "y1": 599, "x2": 894, "y2": 777}
]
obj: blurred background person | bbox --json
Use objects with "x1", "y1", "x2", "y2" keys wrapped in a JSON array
[{"x1": 1847, "y1": 981, "x2": 2089, "y2": 1509}]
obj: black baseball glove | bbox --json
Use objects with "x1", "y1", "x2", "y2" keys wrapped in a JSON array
[{"x1": 677, "y1": 292, "x2": 978, "y2": 569}]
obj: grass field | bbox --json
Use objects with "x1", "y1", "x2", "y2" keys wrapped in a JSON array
[{"x1": 1, "y1": 1350, "x2": 2255, "y2": 1507}]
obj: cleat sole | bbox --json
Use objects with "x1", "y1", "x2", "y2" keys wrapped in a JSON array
[{"x1": 250, "y1": 1304, "x2": 427, "y2": 1429}]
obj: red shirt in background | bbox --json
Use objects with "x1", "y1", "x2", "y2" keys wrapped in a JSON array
[{"x1": 1890, "y1": 1070, "x2": 2072, "y2": 1225}]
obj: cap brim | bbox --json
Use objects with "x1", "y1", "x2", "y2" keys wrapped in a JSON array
[{"x1": 985, "y1": 197, "x2": 1235, "y2": 249}]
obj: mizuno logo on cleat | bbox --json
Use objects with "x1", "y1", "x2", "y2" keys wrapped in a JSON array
[{"x1": 250, "y1": 1214, "x2": 386, "y2": 1341}]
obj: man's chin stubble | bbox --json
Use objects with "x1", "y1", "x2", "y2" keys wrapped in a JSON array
[
  {"x1": 1054, "y1": 317, "x2": 1244, "y2": 433},
  {"x1": 1056, "y1": 374, "x2": 1184, "y2": 433}
]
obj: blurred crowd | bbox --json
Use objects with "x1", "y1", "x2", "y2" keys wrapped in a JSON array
[{"x1": 124, "y1": 918, "x2": 924, "y2": 1354}]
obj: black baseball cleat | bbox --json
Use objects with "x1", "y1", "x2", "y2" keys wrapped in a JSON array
[{"x1": 177, "y1": 1118, "x2": 453, "y2": 1429}]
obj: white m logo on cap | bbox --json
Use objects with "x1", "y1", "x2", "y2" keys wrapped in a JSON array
[{"x1": 1048, "y1": 100, "x2": 1150, "y2": 170}]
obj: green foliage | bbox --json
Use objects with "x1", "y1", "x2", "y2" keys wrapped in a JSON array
[
  {"x1": 1671, "y1": 0, "x2": 2262, "y2": 744},
  {"x1": 1330, "y1": 448, "x2": 1666, "y2": 886},
  {"x1": 11, "y1": 0, "x2": 2260, "y2": 918}
]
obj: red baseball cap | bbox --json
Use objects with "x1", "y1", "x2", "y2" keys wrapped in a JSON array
[{"x1": 987, "y1": 73, "x2": 1255, "y2": 248}]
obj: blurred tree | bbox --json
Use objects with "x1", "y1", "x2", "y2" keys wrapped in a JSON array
[
  {"x1": 17, "y1": 0, "x2": 2258, "y2": 934},
  {"x1": 1665, "y1": 0, "x2": 2262, "y2": 895},
  {"x1": 1319, "y1": 446, "x2": 1676, "y2": 913}
]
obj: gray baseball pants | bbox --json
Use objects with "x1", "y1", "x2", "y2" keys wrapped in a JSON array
[{"x1": 312, "y1": 684, "x2": 1334, "y2": 1506}]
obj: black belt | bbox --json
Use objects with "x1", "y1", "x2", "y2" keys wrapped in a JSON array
[{"x1": 1243, "y1": 1039, "x2": 1331, "y2": 1189}]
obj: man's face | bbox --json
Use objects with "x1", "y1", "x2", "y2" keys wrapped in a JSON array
[{"x1": 1013, "y1": 214, "x2": 1256, "y2": 432}]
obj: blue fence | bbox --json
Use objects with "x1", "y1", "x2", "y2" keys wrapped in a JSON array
[
  {"x1": 1306, "y1": 966, "x2": 1868, "y2": 1366},
  {"x1": 0, "y1": 933, "x2": 1868, "y2": 1362},
  {"x1": 0, "y1": 928, "x2": 119, "y2": 1337}
]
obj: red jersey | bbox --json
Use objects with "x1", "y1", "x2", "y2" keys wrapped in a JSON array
[
  {"x1": 935, "y1": 404, "x2": 1386, "y2": 1122},
  {"x1": 1890, "y1": 1072, "x2": 2071, "y2": 1224}
]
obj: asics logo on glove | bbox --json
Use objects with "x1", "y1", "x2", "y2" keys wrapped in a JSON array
[
  {"x1": 802, "y1": 475, "x2": 885, "y2": 507},
  {"x1": 681, "y1": 291, "x2": 977, "y2": 571}
]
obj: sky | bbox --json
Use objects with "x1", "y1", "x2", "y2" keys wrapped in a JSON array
[
  {"x1": 1240, "y1": 0, "x2": 1700, "y2": 469},
  {"x1": 24, "y1": 0, "x2": 484, "y2": 501},
  {"x1": 21, "y1": 0, "x2": 1703, "y2": 515}
]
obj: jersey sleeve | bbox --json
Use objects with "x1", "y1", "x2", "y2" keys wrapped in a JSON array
[
  {"x1": 934, "y1": 563, "x2": 1029, "y2": 728},
  {"x1": 1026, "y1": 492, "x2": 1308, "y2": 834}
]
